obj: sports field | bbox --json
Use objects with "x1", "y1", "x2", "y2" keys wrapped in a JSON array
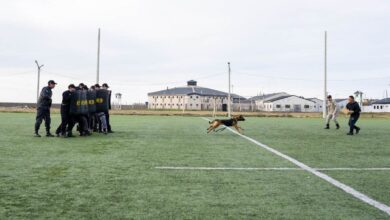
[{"x1": 0, "y1": 112, "x2": 389, "y2": 219}]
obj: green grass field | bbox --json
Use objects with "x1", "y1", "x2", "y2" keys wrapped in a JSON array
[{"x1": 0, "y1": 112, "x2": 389, "y2": 219}]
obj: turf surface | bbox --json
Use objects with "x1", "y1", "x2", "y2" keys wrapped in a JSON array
[{"x1": 0, "y1": 113, "x2": 389, "y2": 219}]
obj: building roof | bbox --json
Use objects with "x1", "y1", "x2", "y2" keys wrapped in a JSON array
[
  {"x1": 335, "y1": 98, "x2": 348, "y2": 103},
  {"x1": 307, "y1": 98, "x2": 323, "y2": 102},
  {"x1": 372, "y1": 98, "x2": 390, "y2": 105},
  {"x1": 248, "y1": 92, "x2": 289, "y2": 101},
  {"x1": 148, "y1": 85, "x2": 245, "y2": 99},
  {"x1": 264, "y1": 95, "x2": 292, "y2": 103},
  {"x1": 264, "y1": 95, "x2": 316, "y2": 103}
]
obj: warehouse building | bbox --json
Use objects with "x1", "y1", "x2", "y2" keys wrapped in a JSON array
[
  {"x1": 249, "y1": 93, "x2": 321, "y2": 112},
  {"x1": 364, "y1": 98, "x2": 390, "y2": 112},
  {"x1": 147, "y1": 80, "x2": 244, "y2": 110},
  {"x1": 261, "y1": 95, "x2": 317, "y2": 112}
]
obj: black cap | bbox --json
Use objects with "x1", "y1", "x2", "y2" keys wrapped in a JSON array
[
  {"x1": 68, "y1": 84, "x2": 76, "y2": 89},
  {"x1": 48, "y1": 80, "x2": 57, "y2": 85},
  {"x1": 102, "y1": 83, "x2": 109, "y2": 88}
]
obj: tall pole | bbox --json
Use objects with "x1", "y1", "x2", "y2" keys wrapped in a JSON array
[
  {"x1": 323, "y1": 31, "x2": 327, "y2": 118},
  {"x1": 228, "y1": 62, "x2": 231, "y2": 117},
  {"x1": 96, "y1": 28, "x2": 101, "y2": 84},
  {"x1": 35, "y1": 60, "x2": 44, "y2": 103}
]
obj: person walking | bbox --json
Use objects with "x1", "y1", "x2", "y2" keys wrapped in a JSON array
[
  {"x1": 324, "y1": 95, "x2": 340, "y2": 129},
  {"x1": 34, "y1": 80, "x2": 57, "y2": 137},
  {"x1": 346, "y1": 95, "x2": 361, "y2": 135}
]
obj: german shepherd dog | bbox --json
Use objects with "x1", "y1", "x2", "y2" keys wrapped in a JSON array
[{"x1": 207, "y1": 115, "x2": 245, "y2": 134}]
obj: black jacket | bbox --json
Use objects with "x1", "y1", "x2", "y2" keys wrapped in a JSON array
[
  {"x1": 61, "y1": 90, "x2": 73, "y2": 112},
  {"x1": 37, "y1": 86, "x2": 52, "y2": 110},
  {"x1": 346, "y1": 101, "x2": 361, "y2": 118}
]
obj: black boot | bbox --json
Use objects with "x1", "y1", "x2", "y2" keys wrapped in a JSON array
[
  {"x1": 355, "y1": 127, "x2": 360, "y2": 134},
  {"x1": 66, "y1": 132, "x2": 75, "y2": 138},
  {"x1": 324, "y1": 124, "x2": 330, "y2": 129},
  {"x1": 34, "y1": 132, "x2": 41, "y2": 137},
  {"x1": 46, "y1": 132, "x2": 54, "y2": 137},
  {"x1": 336, "y1": 124, "x2": 340, "y2": 129}
]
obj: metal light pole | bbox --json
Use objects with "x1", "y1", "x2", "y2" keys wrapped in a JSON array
[
  {"x1": 227, "y1": 62, "x2": 231, "y2": 118},
  {"x1": 35, "y1": 60, "x2": 44, "y2": 103},
  {"x1": 323, "y1": 31, "x2": 328, "y2": 118},
  {"x1": 96, "y1": 28, "x2": 101, "y2": 84}
]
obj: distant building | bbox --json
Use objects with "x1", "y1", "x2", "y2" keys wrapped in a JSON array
[
  {"x1": 249, "y1": 93, "x2": 318, "y2": 112},
  {"x1": 335, "y1": 99, "x2": 349, "y2": 109},
  {"x1": 248, "y1": 92, "x2": 289, "y2": 111},
  {"x1": 147, "y1": 80, "x2": 245, "y2": 110},
  {"x1": 261, "y1": 95, "x2": 317, "y2": 112},
  {"x1": 307, "y1": 98, "x2": 324, "y2": 112},
  {"x1": 364, "y1": 98, "x2": 390, "y2": 112}
]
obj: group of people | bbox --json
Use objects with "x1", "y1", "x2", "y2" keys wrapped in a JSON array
[
  {"x1": 324, "y1": 95, "x2": 361, "y2": 135},
  {"x1": 34, "y1": 80, "x2": 113, "y2": 137},
  {"x1": 34, "y1": 80, "x2": 362, "y2": 137}
]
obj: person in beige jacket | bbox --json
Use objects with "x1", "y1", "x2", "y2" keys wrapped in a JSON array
[{"x1": 325, "y1": 95, "x2": 340, "y2": 129}]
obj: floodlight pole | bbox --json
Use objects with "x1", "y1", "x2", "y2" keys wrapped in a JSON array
[
  {"x1": 228, "y1": 62, "x2": 231, "y2": 118},
  {"x1": 35, "y1": 60, "x2": 44, "y2": 103},
  {"x1": 323, "y1": 31, "x2": 328, "y2": 118},
  {"x1": 96, "y1": 28, "x2": 101, "y2": 84}
]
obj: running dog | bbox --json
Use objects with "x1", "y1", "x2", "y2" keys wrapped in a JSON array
[{"x1": 207, "y1": 115, "x2": 245, "y2": 134}]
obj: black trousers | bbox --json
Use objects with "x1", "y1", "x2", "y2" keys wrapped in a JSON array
[
  {"x1": 35, "y1": 108, "x2": 51, "y2": 133},
  {"x1": 104, "y1": 111, "x2": 112, "y2": 131},
  {"x1": 56, "y1": 108, "x2": 72, "y2": 135},
  {"x1": 77, "y1": 115, "x2": 89, "y2": 134},
  {"x1": 348, "y1": 115, "x2": 360, "y2": 133}
]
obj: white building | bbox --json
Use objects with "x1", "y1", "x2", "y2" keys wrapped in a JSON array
[
  {"x1": 335, "y1": 99, "x2": 349, "y2": 109},
  {"x1": 249, "y1": 92, "x2": 289, "y2": 111},
  {"x1": 261, "y1": 95, "x2": 317, "y2": 112},
  {"x1": 307, "y1": 98, "x2": 324, "y2": 112},
  {"x1": 147, "y1": 80, "x2": 245, "y2": 111},
  {"x1": 363, "y1": 98, "x2": 390, "y2": 112}
]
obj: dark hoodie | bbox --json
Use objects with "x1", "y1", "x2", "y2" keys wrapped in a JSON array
[{"x1": 346, "y1": 101, "x2": 361, "y2": 118}]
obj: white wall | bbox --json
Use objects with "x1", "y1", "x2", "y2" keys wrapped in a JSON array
[
  {"x1": 148, "y1": 94, "x2": 228, "y2": 110},
  {"x1": 363, "y1": 104, "x2": 390, "y2": 113},
  {"x1": 266, "y1": 96, "x2": 316, "y2": 112}
]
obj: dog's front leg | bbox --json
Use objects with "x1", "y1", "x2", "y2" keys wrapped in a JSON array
[{"x1": 233, "y1": 125, "x2": 242, "y2": 134}]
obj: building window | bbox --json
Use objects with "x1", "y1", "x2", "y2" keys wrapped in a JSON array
[
  {"x1": 196, "y1": 96, "x2": 199, "y2": 99},
  {"x1": 285, "y1": 105, "x2": 291, "y2": 108},
  {"x1": 276, "y1": 105, "x2": 281, "y2": 108},
  {"x1": 381, "y1": 106, "x2": 383, "y2": 109},
  {"x1": 304, "y1": 105, "x2": 310, "y2": 109}
]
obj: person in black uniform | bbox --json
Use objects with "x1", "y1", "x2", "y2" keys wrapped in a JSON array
[
  {"x1": 346, "y1": 95, "x2": 361, "y2": 135},
  {"x1": 55, "y1": 84, "x2": 76, "y2": 137},
  {"x1": 34, "y1": 80, "x2": 57, "y2": 137},
  {"x1": 102, "y1": 83, "x2": 113, "y2": 133}
]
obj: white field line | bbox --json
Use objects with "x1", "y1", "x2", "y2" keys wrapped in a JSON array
[
  {"x1": 200, "y1": 117, "x2": 390, "y2": 216},
  {"x1": 155, "y1": 167, "x2": 390, "y2": 171}
]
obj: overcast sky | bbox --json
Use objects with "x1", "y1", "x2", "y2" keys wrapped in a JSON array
[{"x1": 1, "y1": 0, "x2": 389, "y2": 104}]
